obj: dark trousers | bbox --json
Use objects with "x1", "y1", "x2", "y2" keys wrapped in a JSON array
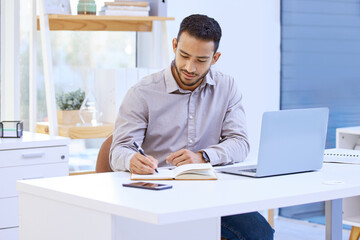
[{"x1": 221, "y1": 212, "x2": 274, "y2": 240}]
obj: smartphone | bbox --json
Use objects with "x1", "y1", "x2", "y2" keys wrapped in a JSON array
[{"x1": 122, "y1": 182, "x2": 172, "y2": 190}]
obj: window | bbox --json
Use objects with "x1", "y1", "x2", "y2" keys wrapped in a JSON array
[
  {"x1": 20, "y1": 0, "x2": 136, "y2": 129},
  {"x1": 19, "y1": 0, "x2": 137, "y2": 172},
  {"x1": 280, "y1": 0, "x2": 360, "y2": 224},
  {"x1": 0, "y1": 1, "x2": 2, "y2": 120},
  {"x1": 281, "y1": 0, "x2": 360, "y2": 148}
]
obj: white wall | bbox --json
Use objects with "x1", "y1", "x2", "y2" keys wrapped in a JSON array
[{"x1": 166, "y1": 1, "x2": 281, "y2": 161}]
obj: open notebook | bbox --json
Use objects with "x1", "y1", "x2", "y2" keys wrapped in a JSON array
[{"x1": 131, "y1": 163, "x2": 218, "y2": 180}]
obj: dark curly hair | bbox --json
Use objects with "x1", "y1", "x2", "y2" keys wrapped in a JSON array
[{"x1": 177, "y1": 14, "x2": 222, "y2": 53}]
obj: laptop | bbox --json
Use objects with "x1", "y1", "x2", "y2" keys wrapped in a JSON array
[{"x1": 220, "y1": 108, "x2": 329, "y2": 177}]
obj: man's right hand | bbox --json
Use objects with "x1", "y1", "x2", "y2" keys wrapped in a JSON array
[{"x1": 130, "y1": 153, "x2": 158, "y2": 175}]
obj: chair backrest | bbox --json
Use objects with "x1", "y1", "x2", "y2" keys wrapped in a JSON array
[{"x1": 95, "y1": 134, "x2": 114, "y2": 173}]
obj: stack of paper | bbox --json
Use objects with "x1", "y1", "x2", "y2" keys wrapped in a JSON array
[
  {"x1": 323, "y1": 148, "x2": 360, "y2": 164},
  {"x1": 99, "y1": 1, "x2": 150, "y2": 16}
]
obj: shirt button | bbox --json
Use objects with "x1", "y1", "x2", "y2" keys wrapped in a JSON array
[
  {"x1": 189, "y1": 139, "x2": 193, "y2": 144},
  {"x1": 189, "y1": 115, "x2": 193, "y2": 119}
]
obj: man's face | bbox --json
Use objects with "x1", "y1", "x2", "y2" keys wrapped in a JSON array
[{"x1": 172, "y1": 31, "x2": 221, "y2": 91}]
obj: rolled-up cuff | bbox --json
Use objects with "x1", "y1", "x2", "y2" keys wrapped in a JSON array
[
  {"x1": 110, "y1": 148, "x2": 135, "y2": 172},
  {"x1": 124, "y1": 153, "x2": 133, "y2": 172},
  {"x1": 203, "y1": 148, "x2": 221, "y2": 166}
]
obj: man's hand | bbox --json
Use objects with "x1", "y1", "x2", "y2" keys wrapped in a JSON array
[
  {"x1": 166, "y1": 149, "x2": 206, "y2": 167},
  {"x1": 130, "y1": 153, "x2": 158, "y2": 174}
]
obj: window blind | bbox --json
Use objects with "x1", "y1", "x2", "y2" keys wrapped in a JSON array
[{"x1": 281, "y1": 0, "x2": 360, "y2": 148}]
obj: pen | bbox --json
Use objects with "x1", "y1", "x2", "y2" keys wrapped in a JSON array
[{"x1": 133, "y1": 141, "x2": 158, "y2": 173}]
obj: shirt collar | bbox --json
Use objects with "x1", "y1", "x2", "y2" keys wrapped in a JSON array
[
  {"x1": 203, "y1": 69, "x2": 216, "y2": 87},
  {"x1": 164, "y1": 62, "x2": 180, "y2": 93},
  {"x1": 165, "y1": 61, "x2": 216, "y2": 94}
]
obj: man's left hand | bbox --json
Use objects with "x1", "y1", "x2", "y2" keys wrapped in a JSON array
[{"x1": 166, "y1": 149, "x2": 205, "y2": 167}]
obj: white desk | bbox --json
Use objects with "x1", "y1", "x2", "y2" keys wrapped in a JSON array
[{"x1": 17, "y1": 163, "x2": 360, "y2": 240}]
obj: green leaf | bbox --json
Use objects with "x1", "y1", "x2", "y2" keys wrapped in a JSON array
[{"x1": 56, "y1": 88, "x2": 85, "y2": 110}]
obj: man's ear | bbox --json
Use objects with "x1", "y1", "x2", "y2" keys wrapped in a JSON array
[
  {"x1": 172, "y1": 38, "x2": 178, "y2": 54},
  {"x1": 211, "y1": 52, "x2": 221, "y2": 65}
]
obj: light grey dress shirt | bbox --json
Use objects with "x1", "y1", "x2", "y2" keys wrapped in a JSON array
[{"x1": 110, "y1": 63, "x2": 250, "y2": 171}]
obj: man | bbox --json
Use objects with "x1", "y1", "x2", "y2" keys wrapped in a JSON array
[{"x1": 110, "y1": 14, "x2": 274, "y2": 240}]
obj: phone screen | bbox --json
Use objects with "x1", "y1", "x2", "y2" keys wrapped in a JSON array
[{"x1": 122, "y1": 182, "x2": 172, "y2": 190}]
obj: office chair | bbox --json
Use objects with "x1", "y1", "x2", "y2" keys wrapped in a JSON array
[
  {"x1": 95, "y1": 134, "x2": 114, "y2": 173},
  {"x1": 350, "y1": 226, "x2": 360, "y2": 240}
]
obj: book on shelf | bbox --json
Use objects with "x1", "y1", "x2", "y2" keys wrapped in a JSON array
[
  {"x1": 106, "y1": 1, "x2": 149, "y2": 7},
  {"x1": 99, "y1": 10, "x2": 149, "y2": 16},
  {"x1": 100, "y1": 2, "x2": 150, "y2": 16},
  {"x1": 102, "y1": 5, "x2": 150, "y2": 11},
  {"x1": 131, "y1": 163, "x2": 218, "y2": 180}
]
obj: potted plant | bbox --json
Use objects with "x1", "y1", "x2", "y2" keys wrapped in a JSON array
[{"x1": 56, "y1": 89, "x2": 85, "y2": 125}]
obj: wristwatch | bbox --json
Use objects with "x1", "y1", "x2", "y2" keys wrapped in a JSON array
[{"x1": 202, "y1": 151, "x2": 211, "y2": 163}]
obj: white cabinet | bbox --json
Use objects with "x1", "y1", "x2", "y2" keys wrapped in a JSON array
[
  {"x1": 0, "y1": 132, "x2": 69, "y2": 239},
  {"x1": 336, "y1": 126, "x2": 360, "y2": 227}
]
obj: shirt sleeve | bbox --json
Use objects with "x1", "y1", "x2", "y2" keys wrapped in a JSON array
[
  {"x1": 109, "y1": 86, "x2": 148, "y2": 172},
  {"x1": 203, "y1": 79, "x2": 250, "y2": 166}
]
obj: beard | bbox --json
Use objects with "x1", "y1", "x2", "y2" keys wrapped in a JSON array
[{"x1": 174, "y1": 59, "x2": 211, "y2": 87}]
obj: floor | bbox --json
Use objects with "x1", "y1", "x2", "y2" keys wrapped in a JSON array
[{"x1": 274, "y1": 217, "x2": 351, "y2": 240}]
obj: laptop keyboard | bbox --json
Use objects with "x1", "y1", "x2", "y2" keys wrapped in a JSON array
[{"x1": 241, "y1": 168, "x2": 257, "y2": 173}]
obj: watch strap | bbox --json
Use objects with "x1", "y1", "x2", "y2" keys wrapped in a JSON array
[{"x1": 202, "y1": 151, "x2": 210, "y2": 163}]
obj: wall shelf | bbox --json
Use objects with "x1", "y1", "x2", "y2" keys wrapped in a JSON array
[
  {"x1": 31, "y1": 11, "x2": 173, "y2": 136},
  {"x1": 37, "y1": 15, "x2": 175, "y2": 31},
  {"x1": 30, "y1": 1, "x2": 174, "y2": 174},
  {"x1": 36, "y1": 122, "x2": 114, "y2": 139}
]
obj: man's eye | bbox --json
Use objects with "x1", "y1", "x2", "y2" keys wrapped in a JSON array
[
  {"x1": 198, "y1": 60, "x2": 207, "y2": 63},
  {"x1": 180, "y1": 55, "x2": 189, "y2": 58}
]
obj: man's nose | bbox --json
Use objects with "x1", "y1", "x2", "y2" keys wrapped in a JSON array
[{"x1": 185, "y1": 60, "x2": 196, "y2": 73}]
